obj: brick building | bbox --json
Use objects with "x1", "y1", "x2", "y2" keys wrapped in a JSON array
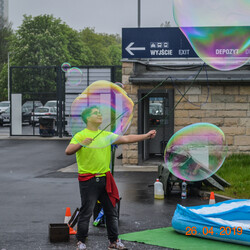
[{"x1": 121, "y1": 60, "x2": 250, "y2": 165}]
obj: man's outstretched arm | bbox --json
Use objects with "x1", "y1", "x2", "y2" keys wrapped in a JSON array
[{"x1": 114, "y1": 130, "x2": 156, "y2": 145}]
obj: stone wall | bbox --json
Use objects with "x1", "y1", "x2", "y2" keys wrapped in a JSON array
[
  {"x1": 122, "y1": 62, "x2": 139, "y2": 165},
  {"x1": 175, "y1": 84, "x2": 250, "y2": 154},
  {"x1": 122, "y1": 62, "x2": 250, "y2": 165}
]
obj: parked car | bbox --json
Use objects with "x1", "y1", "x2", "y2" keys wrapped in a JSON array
[
  {"x1": 0, "y1": 107, "x2": 31, "y2": 126},
  {"x1": 0, "y1": 101, "x2": 10, "y2": 114},
  {"x1": 44, "y1": 100, "x2": 57, "y2": 108},
  {"x1": 0, "y1": 107, "x2": 10, "y2": 125},
  {"x1": 149, "y1": 103, "x2": 163, "y2": 115},
  {"x1": 31, "y1": 106, "x2": 57, "y2": 126},
  {"x1": 22, "y1": 101, "x2": 43, "y2": 112},
  {"x1": 22, "y1": 107, "x2": 32, "y2": 124}
]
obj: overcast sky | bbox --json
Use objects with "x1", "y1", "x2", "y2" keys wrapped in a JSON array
[{"x1": 9, "y1": 0, "x2": 176, "y2": 35}]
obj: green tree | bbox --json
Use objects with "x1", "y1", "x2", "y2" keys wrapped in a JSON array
[
  {"x1": 0, "y1": 17, "x2": 13, "y2": 68},
  {"x1": 80, "y1": 28, "x2": 121, "y2": 66},
  {"x1": 108, "y1": 44, "x2": 122, "y2": 66},
  {"x1": 56, "y1": 22, "x2": 94, "y2": 66},
  {"x1": 9, "y1": 14, "x2": 92, "y2": 98},
  {"x1": 0, "y1": 18, "x2": 13, "y2": 101},
  {"x1": 0, "y1": 63, "x2": 8, "y2": 101},
  {"x1": 0, "y1": 15, "x2": 122, "y2": 101},
  {"x1": 11, "y1": 14, "x2": 89, "y2": 66},
  {"x1": 160, "y1": 21, "x2": 171, "y2": 27}
]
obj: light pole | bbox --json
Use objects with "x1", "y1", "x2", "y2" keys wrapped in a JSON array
[
  {"x1": 8, "y1": 52, "x2": 10, "y2": 101},
  {"x1": 138, "y1": 0, "x2": 141, "y2": 28}
]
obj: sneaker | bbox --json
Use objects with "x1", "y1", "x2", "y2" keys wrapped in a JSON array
[
  {"x1": 108, "y1": 239, "x2": 128, "y2": 249},
  {"x1": 117, "y1": 154, "x2": 123, "y2": 159},
  {"x1": 77, "y1": 241, "x2": 86, "y2": 250}
]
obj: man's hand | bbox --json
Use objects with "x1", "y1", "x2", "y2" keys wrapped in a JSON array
[
  {"x1": 82, "y1": 138, "x2": 94, "y2": 146},
  {"x1": 65, "y1": 137, "x2": 94, "y2": 155},
  {"x1": 146, "y1": 130, "x2": 156, "y2": 139},
  {"x1": 114, "y1": 130, "x2": 157, "y2": 145}
]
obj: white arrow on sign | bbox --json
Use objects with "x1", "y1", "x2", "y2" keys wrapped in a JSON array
[{"x1": 125, "y1": 42, "x2": 146, "y2": 56}]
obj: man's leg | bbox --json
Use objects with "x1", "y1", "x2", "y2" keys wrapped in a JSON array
[
  {"x1": 77, "y1": 179, "x2": 99, "y2": 243},
  {"x1": 99, "y1": 189, "x2": 119, "y2": 242}
]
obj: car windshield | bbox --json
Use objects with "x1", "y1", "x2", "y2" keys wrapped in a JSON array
[
  {"x1": 35, "y1": 107, "x2": 49, "y2": 113},
  {"x1": 0, "y1": 103, "x2": 9, "y2": 107},
  {"x1": 23, "y1": 103, "x2": 32, "y2": 107},
  {"x1": 45, "y1": 101, "x2": 56, "y2": 107},
  {"x1": 3, "y1": 107, "x2": 10, "y2": 113},
  {"x1": 23, "y1": 101, "x2": 42, "y2": 107},
  {"x1": 22, "y1": 107, "x2": 29, "y2": 112}
]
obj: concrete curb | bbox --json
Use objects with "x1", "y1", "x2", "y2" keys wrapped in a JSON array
[
  {"x1": 0, "y1": 135, "x2": 71, "y2": 140},
  {"x1": 200, "y1": 190, "x2": 233, "y2": 200}
]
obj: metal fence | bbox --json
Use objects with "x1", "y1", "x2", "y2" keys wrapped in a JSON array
[{"x1": 8, "y1": 65, "x2": 121, "y2": 137}]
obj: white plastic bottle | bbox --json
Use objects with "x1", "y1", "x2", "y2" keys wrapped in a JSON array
[
  {"x1": 181, "y1": 181, "x2": 187, "y2": 199},
  {"x1": 154, "y1": 179, "x2": 164, "y2": 199}
]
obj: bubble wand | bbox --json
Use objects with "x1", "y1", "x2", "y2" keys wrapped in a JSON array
[{"x1": 149, "y1": 63, "x2": 205, "y2": 134}]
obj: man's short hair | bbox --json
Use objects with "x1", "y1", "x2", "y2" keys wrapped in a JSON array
[{"x1": 81, "y1": 106, "x2": 99, "y2": 124}]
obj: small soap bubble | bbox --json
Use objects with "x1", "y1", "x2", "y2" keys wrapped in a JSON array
[
  {"x1": 66, "y1": 67, "x2": 84, "y2": 86},
  {"x1": 61, "y1": 62, "x2": 71, "y2": 72}
]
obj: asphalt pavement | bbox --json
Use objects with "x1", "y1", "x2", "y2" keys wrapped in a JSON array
[{"x1": 0, "y1": 138, "x2": 216, "y2": 250}]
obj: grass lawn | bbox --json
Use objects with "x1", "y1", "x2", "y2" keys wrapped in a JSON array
[{"x1": 213, "y1": 154, "x2": 250, "y2": 199}]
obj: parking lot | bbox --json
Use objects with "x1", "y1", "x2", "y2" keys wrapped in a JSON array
[
  {"x1": 0, "y1": 124, "x2": 57, "y2": 136},
  {"x1": 0, "y1": 99, "x2": 58, "y2": 137},
  {"x1": 0, "y1": 138, "x2": 219, "y2": 250}
]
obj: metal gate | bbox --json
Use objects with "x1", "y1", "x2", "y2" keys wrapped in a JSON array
[{"x1": 9, "y1": 65, "x2": 121, "y2": 137}]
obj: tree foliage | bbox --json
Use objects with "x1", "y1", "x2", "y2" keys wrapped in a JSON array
[
  {"x1": 0, "y1": 17, "x2": 13, "y2": 70},
  {"x1": 160, "y1": 21, "x2": 171, "y2": 27},
  {"x1": 80, "y1": 28, "x2": 121, "y2": 66},
  {"x1": 10, "y1": 14, "x2": 88, "y2": 66},
  {"x1": 9, "y1": 15, "x2": 93, "y2": 96},
  {"x1": 0, "y1": 63, "x2": 8, "y2": 100},
  {"x1": 0, "y1": 14, "x2": 122, "y2": 101},
  {"x1": 0, "y1": 18, "x2": 13, "y2": 101}
]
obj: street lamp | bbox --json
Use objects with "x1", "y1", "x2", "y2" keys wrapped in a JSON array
[
  {"x1": 7, "y1": 51, "x2": 11, "y2": 101},
  {"x1": 138, "y1": 0, "x2": 141, "y2": 28}
]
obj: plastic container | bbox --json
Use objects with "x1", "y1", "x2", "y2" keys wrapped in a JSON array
[
  {"x1": 39, "y1": 117, "x2": 55, "y2": 137},
  {"x1": 181, "y1": 181, "x2": 187, "y2": 199},
  {"x1": 154, "y1": 179, "x2": 164, "y2": 199},
  {"x1": 93, "y1": 208, "x2": 104, "y2": 226},
  {"x1": 49, "y1": 223, "x2": 69, "y2": 242}
]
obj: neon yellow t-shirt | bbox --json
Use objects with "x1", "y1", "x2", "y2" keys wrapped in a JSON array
[{"x1": 70, "y1": 128, "x2": 118, "y2": 174}]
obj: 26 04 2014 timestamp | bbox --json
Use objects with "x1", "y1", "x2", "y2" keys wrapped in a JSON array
[{"x1": 185, "y1": 226, "x2": 243, "y2": 236}]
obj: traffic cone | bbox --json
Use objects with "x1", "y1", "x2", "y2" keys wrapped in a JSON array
[
  {"x1": 209, "y1": 192, "x2": 216, "y2": 205},
  {"x1": 64, "y1": 207, "x2": 77, "y2": 235}
]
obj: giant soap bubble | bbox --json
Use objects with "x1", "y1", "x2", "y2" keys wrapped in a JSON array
[
  {"x1": 173, "y1": 0, "x2": 250, "y2": 71},
  {"x1": 164, "y1": 123, "x2": 227, "y2": 181},
  {"x1": 70, "y1": 80, "x2": 134, "y2": 148}
]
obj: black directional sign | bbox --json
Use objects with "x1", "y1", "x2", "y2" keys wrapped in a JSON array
[{"x1": 122, "y1": 27, "x2": 198, "y2": 59}]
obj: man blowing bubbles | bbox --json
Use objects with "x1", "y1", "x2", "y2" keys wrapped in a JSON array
[{"x1": 65, "y1": 106, "x2": 156, "y2": 250}]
